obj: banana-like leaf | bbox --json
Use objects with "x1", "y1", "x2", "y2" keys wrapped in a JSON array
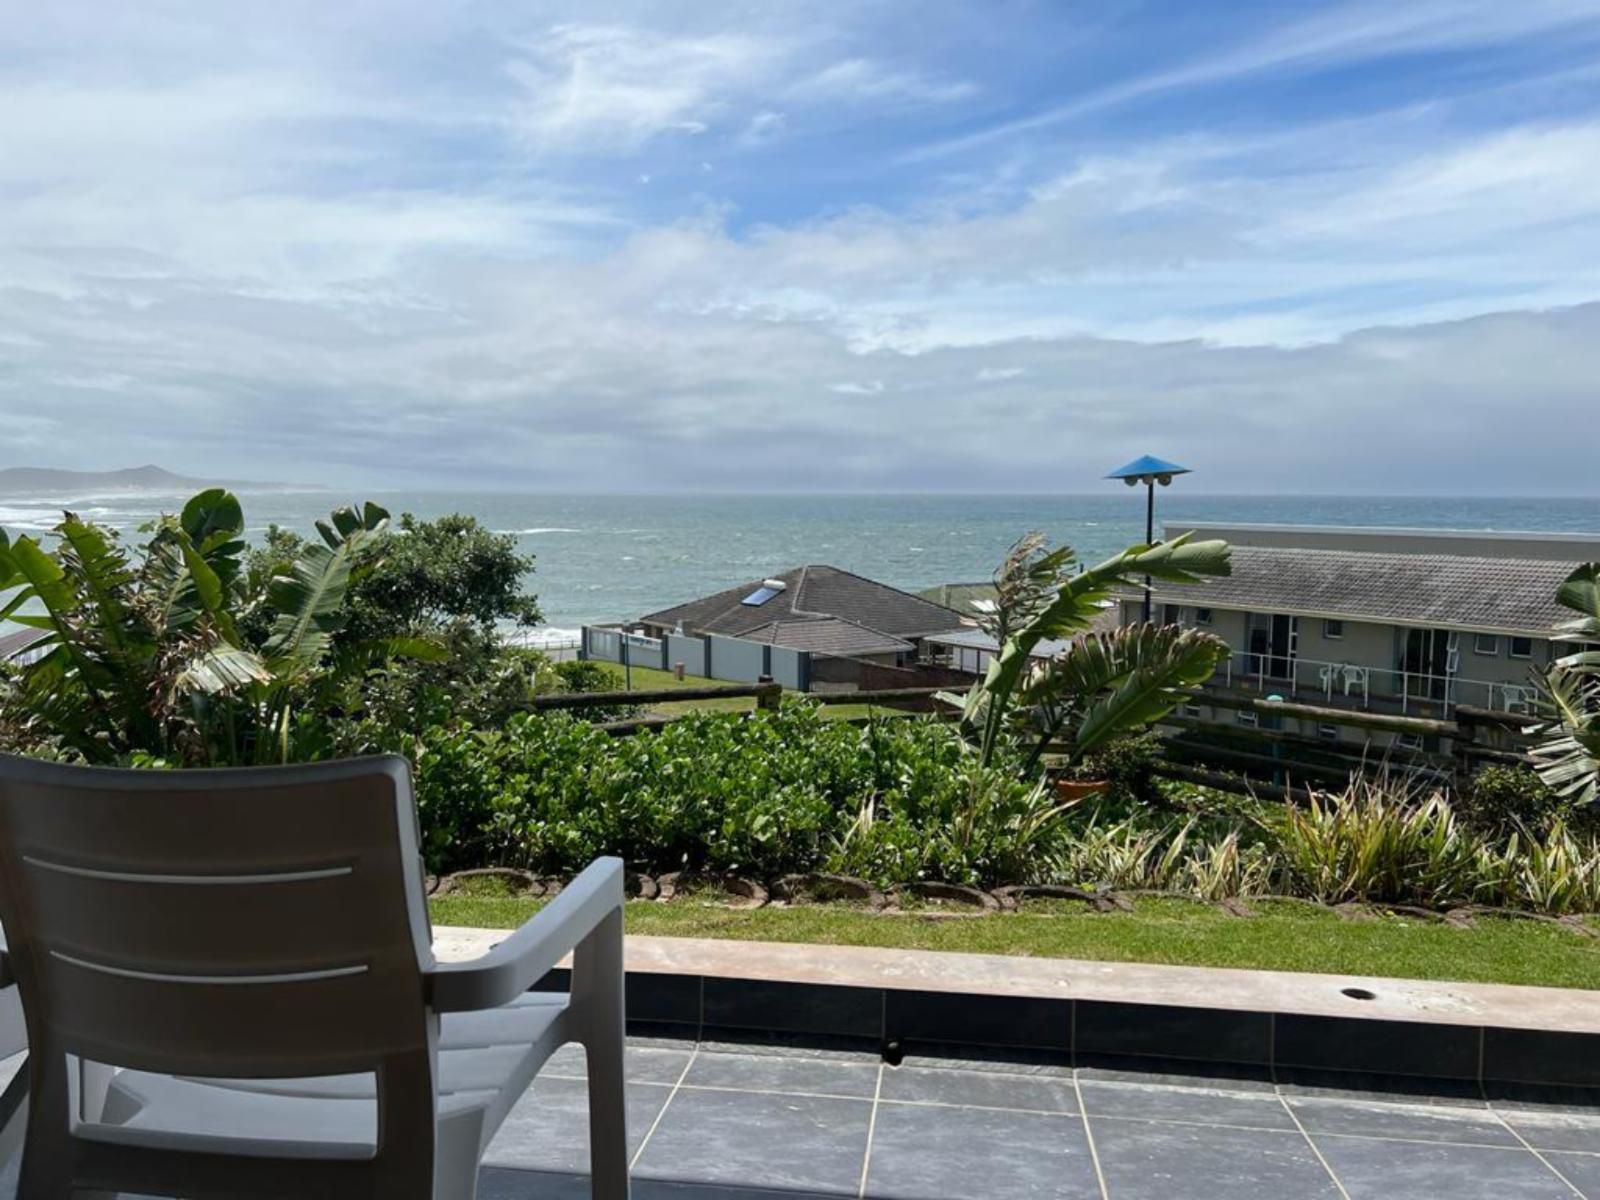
[
  {"x1": 264, "y1": 505, "x2": 389, "y2": 670},
  {"x1": 963, "y1": 534, "x2": 1230, "y2": 764},
  {"x1": 0, "y1": 530, "x2": 21, "y2": 590},
  {"x1": 56, "y1": 515, "x2": 138, "y2": 658},
  {"x1": 1058, "y1": 626, "x2": 1231, "y2": 758},
  {"x1": 315, "y1": 502, "x2": 389, "y2": 550},
  {"x1": 264, "y1": 542, "x2": 353, "y2": 670},
  {"x1": 174, "y1": 644, "x2": 272, "y2": 695},
  {"x1": 1533, "y1": 664, "x2": 1600, "y2": 805},
  {"x1": 8, "y1": 536, "x2": 76, "y2": 618},
  {"x1": 1553, "y1": 563, "x2": 1600, "y2": 642},
  {"x1": 180, "y1": 489, "x2": 244, "y2": 547},
  {"x1": 177, "y1": 530, "x2": 242, "y2": 645}
]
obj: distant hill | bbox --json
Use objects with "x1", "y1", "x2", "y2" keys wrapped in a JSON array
[{"x1": 0, "y1": 465, "x2": 312, "y2": 495}]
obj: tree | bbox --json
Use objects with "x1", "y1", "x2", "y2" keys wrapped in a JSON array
[
  {"x1": 1534, "y1": 562, "x2": 1600, "y2": 806},
  {"x1": 0, "y1": 490, "x2": 440, "y2": 765},
  {"x1": 245, "y1": 512, "x2": 540, "y2": 644},
  {"x1": 945, "y1": 531, "x2": 1232, "y2": 774}
]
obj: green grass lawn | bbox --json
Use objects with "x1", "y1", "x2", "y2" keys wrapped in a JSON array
[
  {"x1": 589, "y1": 663, "x2": 915, "y2": 721},
  {"x1": 430, "y1": 894, "x2": 1600, "y2": 990}
]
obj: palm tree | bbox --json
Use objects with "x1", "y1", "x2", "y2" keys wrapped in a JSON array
[
  {"x1": 946, "y1": 531, "x2": 1232, "y2": 775},
  {"x1": 1534, "y1": 563, "x2": 1600, "y2": 806}
]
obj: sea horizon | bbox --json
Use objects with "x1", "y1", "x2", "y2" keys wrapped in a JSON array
[{"x1": 4, "y1": 489, "x2": 1598, "y2": 636}]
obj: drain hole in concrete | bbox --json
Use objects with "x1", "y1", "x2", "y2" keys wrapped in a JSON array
[{"x1": 1341, "y1": 987, "x2": 1377, "y2": 1001}]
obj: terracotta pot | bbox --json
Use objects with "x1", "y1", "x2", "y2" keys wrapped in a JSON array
[{"x1": 1054, "y1": 778, "x2": 1108, "y2": 803}]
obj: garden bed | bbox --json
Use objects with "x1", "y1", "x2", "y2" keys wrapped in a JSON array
[{"x1": 429, "y1": 893, "x2": 1600, "y2": 990}]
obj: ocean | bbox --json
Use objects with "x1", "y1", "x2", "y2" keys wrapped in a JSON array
[{"x1": 3, "y1": 491, "x2": 1598, "y2": 637}]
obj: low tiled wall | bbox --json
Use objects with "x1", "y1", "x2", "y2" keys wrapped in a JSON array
[{"x1": 433, "y1": 929, "x2": 1600, "y2": 1093}]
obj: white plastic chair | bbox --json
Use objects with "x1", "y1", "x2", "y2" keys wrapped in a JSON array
[
  {"x1": 1341, "y1": 664, "x2": 1369, "y2": 698},
  {"x1": 1501, "y1": 684, "x2": 1538, "y2": 714},
  {"x1": 0, "y1": 753, "x2": 629, "y2": 1200}
]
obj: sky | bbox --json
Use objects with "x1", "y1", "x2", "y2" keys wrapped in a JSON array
[{"x1": 2, "y1": 0, "x2": 1600, "y2": 494}]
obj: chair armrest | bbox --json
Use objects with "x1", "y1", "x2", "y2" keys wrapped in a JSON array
[{"x1": 426, "y1": 857, "x2": 624, "y2": 1013}]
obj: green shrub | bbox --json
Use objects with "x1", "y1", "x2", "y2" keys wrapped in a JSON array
[
  {"x1": 407, "y1": 703, "x2": 1075, "y2": 886},
  {"x1": 1463, "y1": 765, "x2": 1569, "y2": 839},
  {"x1": 1072, "y1": 731, "x2": 1165, "y2": 810},
  {"x1": 1268, "y1": 780, "x2": 1489, "y2": 907},
  {"x1": 554, "y1": 659, "x2": 620, "y2": 694}
]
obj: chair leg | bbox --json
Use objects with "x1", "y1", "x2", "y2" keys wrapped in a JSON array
[
  {"x1": 578, "y1": 910, "x2": 629, "y2": 1200},
  {"x1": 16, "y1": 1056, "x2": 75, "y2": 1200}
]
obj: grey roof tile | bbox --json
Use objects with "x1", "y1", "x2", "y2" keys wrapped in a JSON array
[
  {"x1": 1136, "y1": 546, "x2": 1573, "y2": 634},
  {"x1": 740, "y1": 617, "x2": 914, "y2": 657},
  {"x1": 640, "y1": 565, "x2": 966, "y2": 641}
]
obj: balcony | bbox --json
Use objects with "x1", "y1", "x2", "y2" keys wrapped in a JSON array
[{"x1": 1210, "y1": 652, "x2": 1537, "y2": 718}]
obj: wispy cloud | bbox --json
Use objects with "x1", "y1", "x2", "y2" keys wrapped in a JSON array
[
  {"x1": 906, "y1": 0, "x2": 1600, "y2": 161},
  {"x1": 787, "y1": 58, "x2": 977, "y2": 107},
  {"x1": 503, "y1": 24, "x2": 786, "y2": 152}
]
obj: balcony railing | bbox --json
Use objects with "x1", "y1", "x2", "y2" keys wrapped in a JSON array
[{"x1": 1211, "y1": 651, "x2": 1538, "y2": 716}]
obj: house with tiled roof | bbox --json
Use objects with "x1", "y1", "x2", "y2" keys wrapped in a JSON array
[
  {"x1": 637, "y1": 565, "x2": 964, "y2": 666},
  {"x1": 1119, "y1": 522, "x2": 1600, "y2": 746}
]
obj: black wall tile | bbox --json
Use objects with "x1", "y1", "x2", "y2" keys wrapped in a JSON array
[{"x1": 1075, "y1": 1002, "x2": 1272, "y2": 1067}]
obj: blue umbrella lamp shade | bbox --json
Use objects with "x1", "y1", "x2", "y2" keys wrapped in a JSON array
[{"x1": 1105, "y1": 455, "x2": 1192, "y2": 487}]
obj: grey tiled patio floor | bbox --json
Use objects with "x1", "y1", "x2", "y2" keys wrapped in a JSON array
[
  {"x1": 3, "y1": 1038, "x2": 1598, "y2": 1197},
  {"x1": 471, "y1": 1036, "x2": 1600, "y2": 1199}
]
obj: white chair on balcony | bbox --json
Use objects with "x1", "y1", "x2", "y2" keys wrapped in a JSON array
[
  {"x1": 1501, "y1": 684, "x2": 1538, "y2": 715},
  {"x1": 0, "y1": 754, "x2": 630, "y2": 1200},
  {"x1": 1341, "y1": 664, "x2": 1369, "y2": 699}
]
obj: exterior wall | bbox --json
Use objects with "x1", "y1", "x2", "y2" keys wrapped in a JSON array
[
  {"x1": 666, "y1": 633, "x2": 708, "y2": 678},
  {"x1": 769, "y1": 646, "x2": 808, "y2": 690},
  {"x1": 706, "y1": 634, "x2": 768, "y2": 683}
]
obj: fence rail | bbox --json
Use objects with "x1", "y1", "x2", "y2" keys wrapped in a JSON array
[{"x1": 520, "y1": 677, "x2": 1538, "y2": 796}]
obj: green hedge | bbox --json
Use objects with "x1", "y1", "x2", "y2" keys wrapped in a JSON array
[{"x1": 409, "y1": 704, "x2": 1062, "y2": 887}]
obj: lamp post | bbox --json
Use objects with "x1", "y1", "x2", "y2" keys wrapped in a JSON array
[{"x1": 1105, "y1": 455, "x2": 1192, "y2": 623}]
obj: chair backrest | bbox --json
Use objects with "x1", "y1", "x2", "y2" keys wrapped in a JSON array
[{"x1": 0, "y1": 754, "x2": 436, "y2": 1082}]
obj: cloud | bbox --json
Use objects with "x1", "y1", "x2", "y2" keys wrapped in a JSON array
[
  {"x1": 1, "y1": 0, "x2": 1598, "y2": 496},
  {"x1": 908, "y1": 0, "x2": 1600, "y2": 161},
  {"x1": 788, "y1": 58, "x2": 977, "y2": 107},
  {"x1": 504, "y1": 24, "x2": 784, "y2": 152}
]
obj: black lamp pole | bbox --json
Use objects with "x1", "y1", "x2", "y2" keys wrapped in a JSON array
[
  {"x1": 1105, "y1": 455, "x2": 1193, "y2": 627},
  {"x1": 1143, "y1": 478, "x2": 1155, "y2": 623}
]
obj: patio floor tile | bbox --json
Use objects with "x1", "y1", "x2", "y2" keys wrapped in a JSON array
[
  {"x1": 1499, "y1": 1107, "x2": 1600, "y2": 1154},
  {"x1": 1288, "y1": 1095, "x2": 1522, "y2": 1146},
  {"x1": 1078, "y1": 1079, "x2": 1295, "y2": 1130},
  {"x1": 1088, "y1": 1118, "x2": 1342, "y2": 1200},
  {"x1": 684, "y1": 1048, "x2": 881, "y2": 1098},
  {"x1": 1541, "y1": 1152, "x2": 1600, "y2": 1198},
  {"x1": 878, "y1": 1063, "x2": 1078, "y2": 1113},
  {"x1": 1312, "y1": 1135, "x2": 1578, "y2": 1199},
  {"x1": 483, "y1": 1076, "x2": 674, "y2": 1173},
  {"x1": 633, "y1": 1087, "x2": 872, "y2": 1195},
  {"x1": 864, "y1": 1101, "x2": 1098, "y2": 1200},
  {"x1": 542, "y1": 1040, "x2": 696, "y2": 1086}
]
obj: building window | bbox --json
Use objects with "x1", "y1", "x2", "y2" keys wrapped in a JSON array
[
  {"x1": 1162, "y1": 603, "x2": 1184, "y2": 625},
  {"x1": 1473, "y1": 633, "x2": 1499, "y2": 656},
  {"x1": 1323, "y1": 619, "x2": 1344, "y2": 640},
  {"x1": 1509, "y1": 636, "x2": 1534, "y2": 660},
  {"x1": 1194, "y1": 607, "x2": 1213, "y2": 626},
  {"x1": 1236, "y1": 709, "x2": 1258, "y2": 727},
  {"x1": 1181, "y1": 702, "x2": 1203, "y2": 718},
  {"x1": 1318, "y1": 723, "x2": 1340, "y2": 741}
]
